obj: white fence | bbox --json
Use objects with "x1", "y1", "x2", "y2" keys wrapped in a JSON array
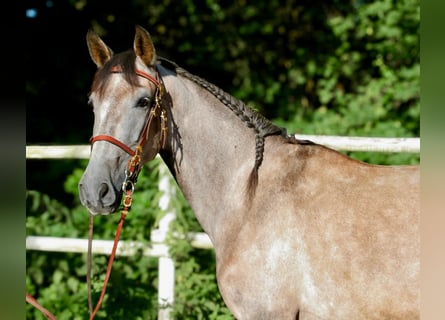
[{"x1": 26, "y1": 135, "x2": 420, "y2": 319}]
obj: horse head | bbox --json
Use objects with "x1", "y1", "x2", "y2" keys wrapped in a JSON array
[{"x1": 79, "y1": 26, "x2": 167, "y2": 215}]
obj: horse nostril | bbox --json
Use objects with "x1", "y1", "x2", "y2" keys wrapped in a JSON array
[
  {"x1": 97, "y1": 182, "x2": 118, "y2": 211},
  {"x1": 98, "y1": 183, "x2": 109, "y2": 199},
  {"x1": 79, "y1": 178, "x2": 118, "y2": 214}
]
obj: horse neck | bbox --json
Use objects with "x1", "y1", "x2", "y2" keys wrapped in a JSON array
[{"x1": 158, "y1": 66, "x2": 257, "y2": 243}]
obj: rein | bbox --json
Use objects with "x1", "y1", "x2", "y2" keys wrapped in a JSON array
[
  {"x1": 26, "y1": 293, "x2": 57, "y2": 320},
  {"x1": 26, "y1": 65, "x2": 167, "y2": 320}
]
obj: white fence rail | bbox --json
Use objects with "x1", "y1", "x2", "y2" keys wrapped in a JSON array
[
  {"x1": 25, "y1": 135, "x2": 420, "y2": 159},
  {"x1": 26, "y1": 135, "x2": 420, "y2": 319},
  {"x1": 294, "y1": 135, "x2": 420, "y2": 153}
]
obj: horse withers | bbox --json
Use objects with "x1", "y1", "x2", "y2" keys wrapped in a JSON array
[{"x1": 79, "y1": 25, "x2": 419, "y2": 319}]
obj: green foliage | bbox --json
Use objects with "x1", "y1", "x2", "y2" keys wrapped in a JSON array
[
  {"x1": 314, "y1": 0, "x2": 420, "y2": 135},
  {"x1": 273, "y1": 0, "x2": 420, "y2": 165}
]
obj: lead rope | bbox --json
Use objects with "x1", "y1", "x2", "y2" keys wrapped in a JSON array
[
  {"x1": 87, "y1": 147, "x2": 141, "y2": 320},
  {"x1": 87, "y1": 213, "x2": 94, "y2": 315},
  {"x1": 87, "y1": 205, "x2": 130, "y2": 320},
  {"x1": 25, "y1": 293, "x2": 57, "y2": 320}
]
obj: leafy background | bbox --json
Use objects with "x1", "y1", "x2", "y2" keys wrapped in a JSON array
[{"x1": 26, "y1": 0, "x2": 419, "y2": 318}]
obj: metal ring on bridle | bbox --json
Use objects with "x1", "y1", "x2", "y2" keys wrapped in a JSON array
[{"x1": 122, "y1": 180, "x2": 135, "y2": 193}]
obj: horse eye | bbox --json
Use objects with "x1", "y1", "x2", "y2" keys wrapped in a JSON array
[{"x1": 137, "y1": 97, "x2": 151, "y2": 108}]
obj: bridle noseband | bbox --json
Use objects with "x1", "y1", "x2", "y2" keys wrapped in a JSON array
[{"x1": 89, "y1": 65, "x2": 168, "y2": 180}]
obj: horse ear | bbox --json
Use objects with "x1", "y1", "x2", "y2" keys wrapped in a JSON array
[
  {"x1": 134, "y1": 25, "x2": 157, "y2": 66},
  {"x1": 86, "y1": 29, "x2": 114, "y2": 68}
]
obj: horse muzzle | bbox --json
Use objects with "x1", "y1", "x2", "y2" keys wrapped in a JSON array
[{"x1": 79, "y1": 176, "x2": 123, "y2": 215}]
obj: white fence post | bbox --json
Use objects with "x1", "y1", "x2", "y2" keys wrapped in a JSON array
[{"x1": 151, "y1": 164, "x2": 176, "y2": 320}]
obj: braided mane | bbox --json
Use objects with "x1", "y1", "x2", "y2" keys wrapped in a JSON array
[{"x1": 159, "y1": 57, "x2": 287, "y2": 197}]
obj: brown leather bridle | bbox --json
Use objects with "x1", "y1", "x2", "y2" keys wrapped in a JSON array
[
  {"x1": 90, "y1": 65, "x2": 168, "y2": 197},
  {"x1": 86, "y1": 65, "x2": 168, "y2": 319},
  {"x1": 90, "y1": 65, "x2": 168, "y2": 159}
]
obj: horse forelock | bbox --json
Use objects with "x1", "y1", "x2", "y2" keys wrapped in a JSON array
[{"x1": 91, "y1": 51, "x2": 142, "y2": 99}]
